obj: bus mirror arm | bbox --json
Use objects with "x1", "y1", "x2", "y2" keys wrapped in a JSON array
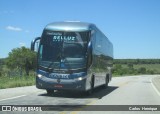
[{"x1": 31, "y1": 37, "x2": 41, "y2": 51}]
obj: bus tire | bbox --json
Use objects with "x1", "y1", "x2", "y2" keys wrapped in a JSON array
[
  {"x1": 87, "y1": 76, "x2": 94, "y2": 95},
  {"x1": 46, "y1": 89, "x2": 54, "y2": 95},
  {"x1": 103, "y1": 74, "x2": 109, "y2": 89}
]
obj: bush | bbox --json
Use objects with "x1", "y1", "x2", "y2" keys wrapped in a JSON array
[{"x1": 138, "y1": 67, "x2": 146, "y2": 74}]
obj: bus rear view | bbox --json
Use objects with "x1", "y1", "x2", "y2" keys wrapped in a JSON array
[{"x1": 31, "y1": 22, "x2": 113, "y2": 95}]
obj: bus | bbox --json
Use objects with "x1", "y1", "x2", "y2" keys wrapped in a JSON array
[{"x1": 31, "y1": 21, "x2": 113, "y2": 95}]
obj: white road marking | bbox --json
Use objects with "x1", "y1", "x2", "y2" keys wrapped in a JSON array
[
  {"x1": 151, "y1": 77, "x2": 160, "y2": 96},
  {"x1": 0, "y1": 95, "x2": 26, "y2": 102}
]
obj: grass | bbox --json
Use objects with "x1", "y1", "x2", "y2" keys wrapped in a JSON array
[{"x1": 0, "y1": 75, "x2": 35, "y2": 89}]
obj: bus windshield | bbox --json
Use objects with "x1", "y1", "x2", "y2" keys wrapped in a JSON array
[{"x1": 38, "y1": 30, "x2": 90, "y2": 70}]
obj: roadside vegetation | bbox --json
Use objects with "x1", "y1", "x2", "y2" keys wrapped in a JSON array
[
  {"x1": 0, "y1": 47, "x2": 36, "y2": 89},
  {"x1": 113, "y1": 59, "x2": 160, "y2": 76},
  {"x1": 0, "y1": 47, "x2": 160, "y2": 89},
  {"x1": 0, "y1": 74, "x2": 35, "y2": 89}
]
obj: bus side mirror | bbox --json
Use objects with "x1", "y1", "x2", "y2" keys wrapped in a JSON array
[{"x1": 31, "y1": 37, "x2": 41, "y2": 51}]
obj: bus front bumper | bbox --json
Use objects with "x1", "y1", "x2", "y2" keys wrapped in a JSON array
[{"x1": 36, "y1": 75, "x2": 87, "y2": 91}]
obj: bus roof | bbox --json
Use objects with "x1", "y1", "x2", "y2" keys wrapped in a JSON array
[{"x1": 44, "y1": 21, "x2": 95, "y2": 32}]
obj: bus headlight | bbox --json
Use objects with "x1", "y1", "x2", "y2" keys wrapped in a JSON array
[
  {"x1": 37, "y1": 74, "x2": 43, "y2": 78},
  {"x1": 75, "y1": 76, "x2": 87, "y2": 81},
  {"x1": 78, "y1": 77, "x2": 83, "y2": 81}
]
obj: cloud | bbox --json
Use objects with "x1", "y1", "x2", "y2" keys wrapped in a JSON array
[
  {"x1": 19, "y1": 42, "x2": 26, "y2": 47},
  {"x1": 5, "y1": 26, "x2": 30, "y2": 33},
  {"x1": 6, "y1": 26, "x2": 22, "y2": 32}
]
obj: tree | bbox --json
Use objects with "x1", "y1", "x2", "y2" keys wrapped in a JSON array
[{"x1": 5, "y1": 47, "x2": 36, "y2": 76}]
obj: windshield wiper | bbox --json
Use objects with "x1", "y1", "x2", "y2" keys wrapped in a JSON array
[
  {"x1": 47, "y1": 62, "x2": 55, "y2": 73},
  {"x1": 39, "y1": 65, "x2": 50, "y2": 71},
  {"x1": 47, "y1": 55, "x2": 62, "y2": 72}
]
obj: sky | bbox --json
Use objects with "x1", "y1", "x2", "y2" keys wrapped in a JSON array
[{"x1": 0, "y1": 0, "x2": 160, "y2": 59}]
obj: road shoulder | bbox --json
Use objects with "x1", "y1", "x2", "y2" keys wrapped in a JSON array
[
  {"x1": 0, "y1": 86, "x2": 43, "y2": 101},
  {"x1": 152, "y1": 75, "x2": 160, "y2": 96}
]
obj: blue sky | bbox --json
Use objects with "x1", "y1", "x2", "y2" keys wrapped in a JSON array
[{"x1": 0, "y1": 0, "x2": 160, "y2": 59}]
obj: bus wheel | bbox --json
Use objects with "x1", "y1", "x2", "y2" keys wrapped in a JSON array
[
  {"x1": 103, "y1": 75, "x2": 109, "y2": 89},
  {"x1": 46, "y1": 89, "x2": 54, "y2": 95},
  {"x1": 87, "y1": 76, "x2": 94, "y2": 95}
]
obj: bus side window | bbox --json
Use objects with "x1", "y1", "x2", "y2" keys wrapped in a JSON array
[{"x1": 87, "y1": 48, "x2": 92, "y2": 68}]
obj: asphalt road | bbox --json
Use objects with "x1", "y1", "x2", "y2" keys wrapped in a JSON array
[{"x1": 0, "y1": 75, "x2": 160, "y2": 114}]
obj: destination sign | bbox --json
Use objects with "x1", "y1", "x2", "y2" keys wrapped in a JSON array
[
  {"x1": 53, "y1": 35, "x2": 76, "y2": 42},
  {"x1": 46, "y1": 31, "x2": 77, "y2": 42}
]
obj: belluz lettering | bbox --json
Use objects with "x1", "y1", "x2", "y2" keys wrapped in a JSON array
[{"x1": 53, "y1": 35, "x2": 76, "y2": 41}]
